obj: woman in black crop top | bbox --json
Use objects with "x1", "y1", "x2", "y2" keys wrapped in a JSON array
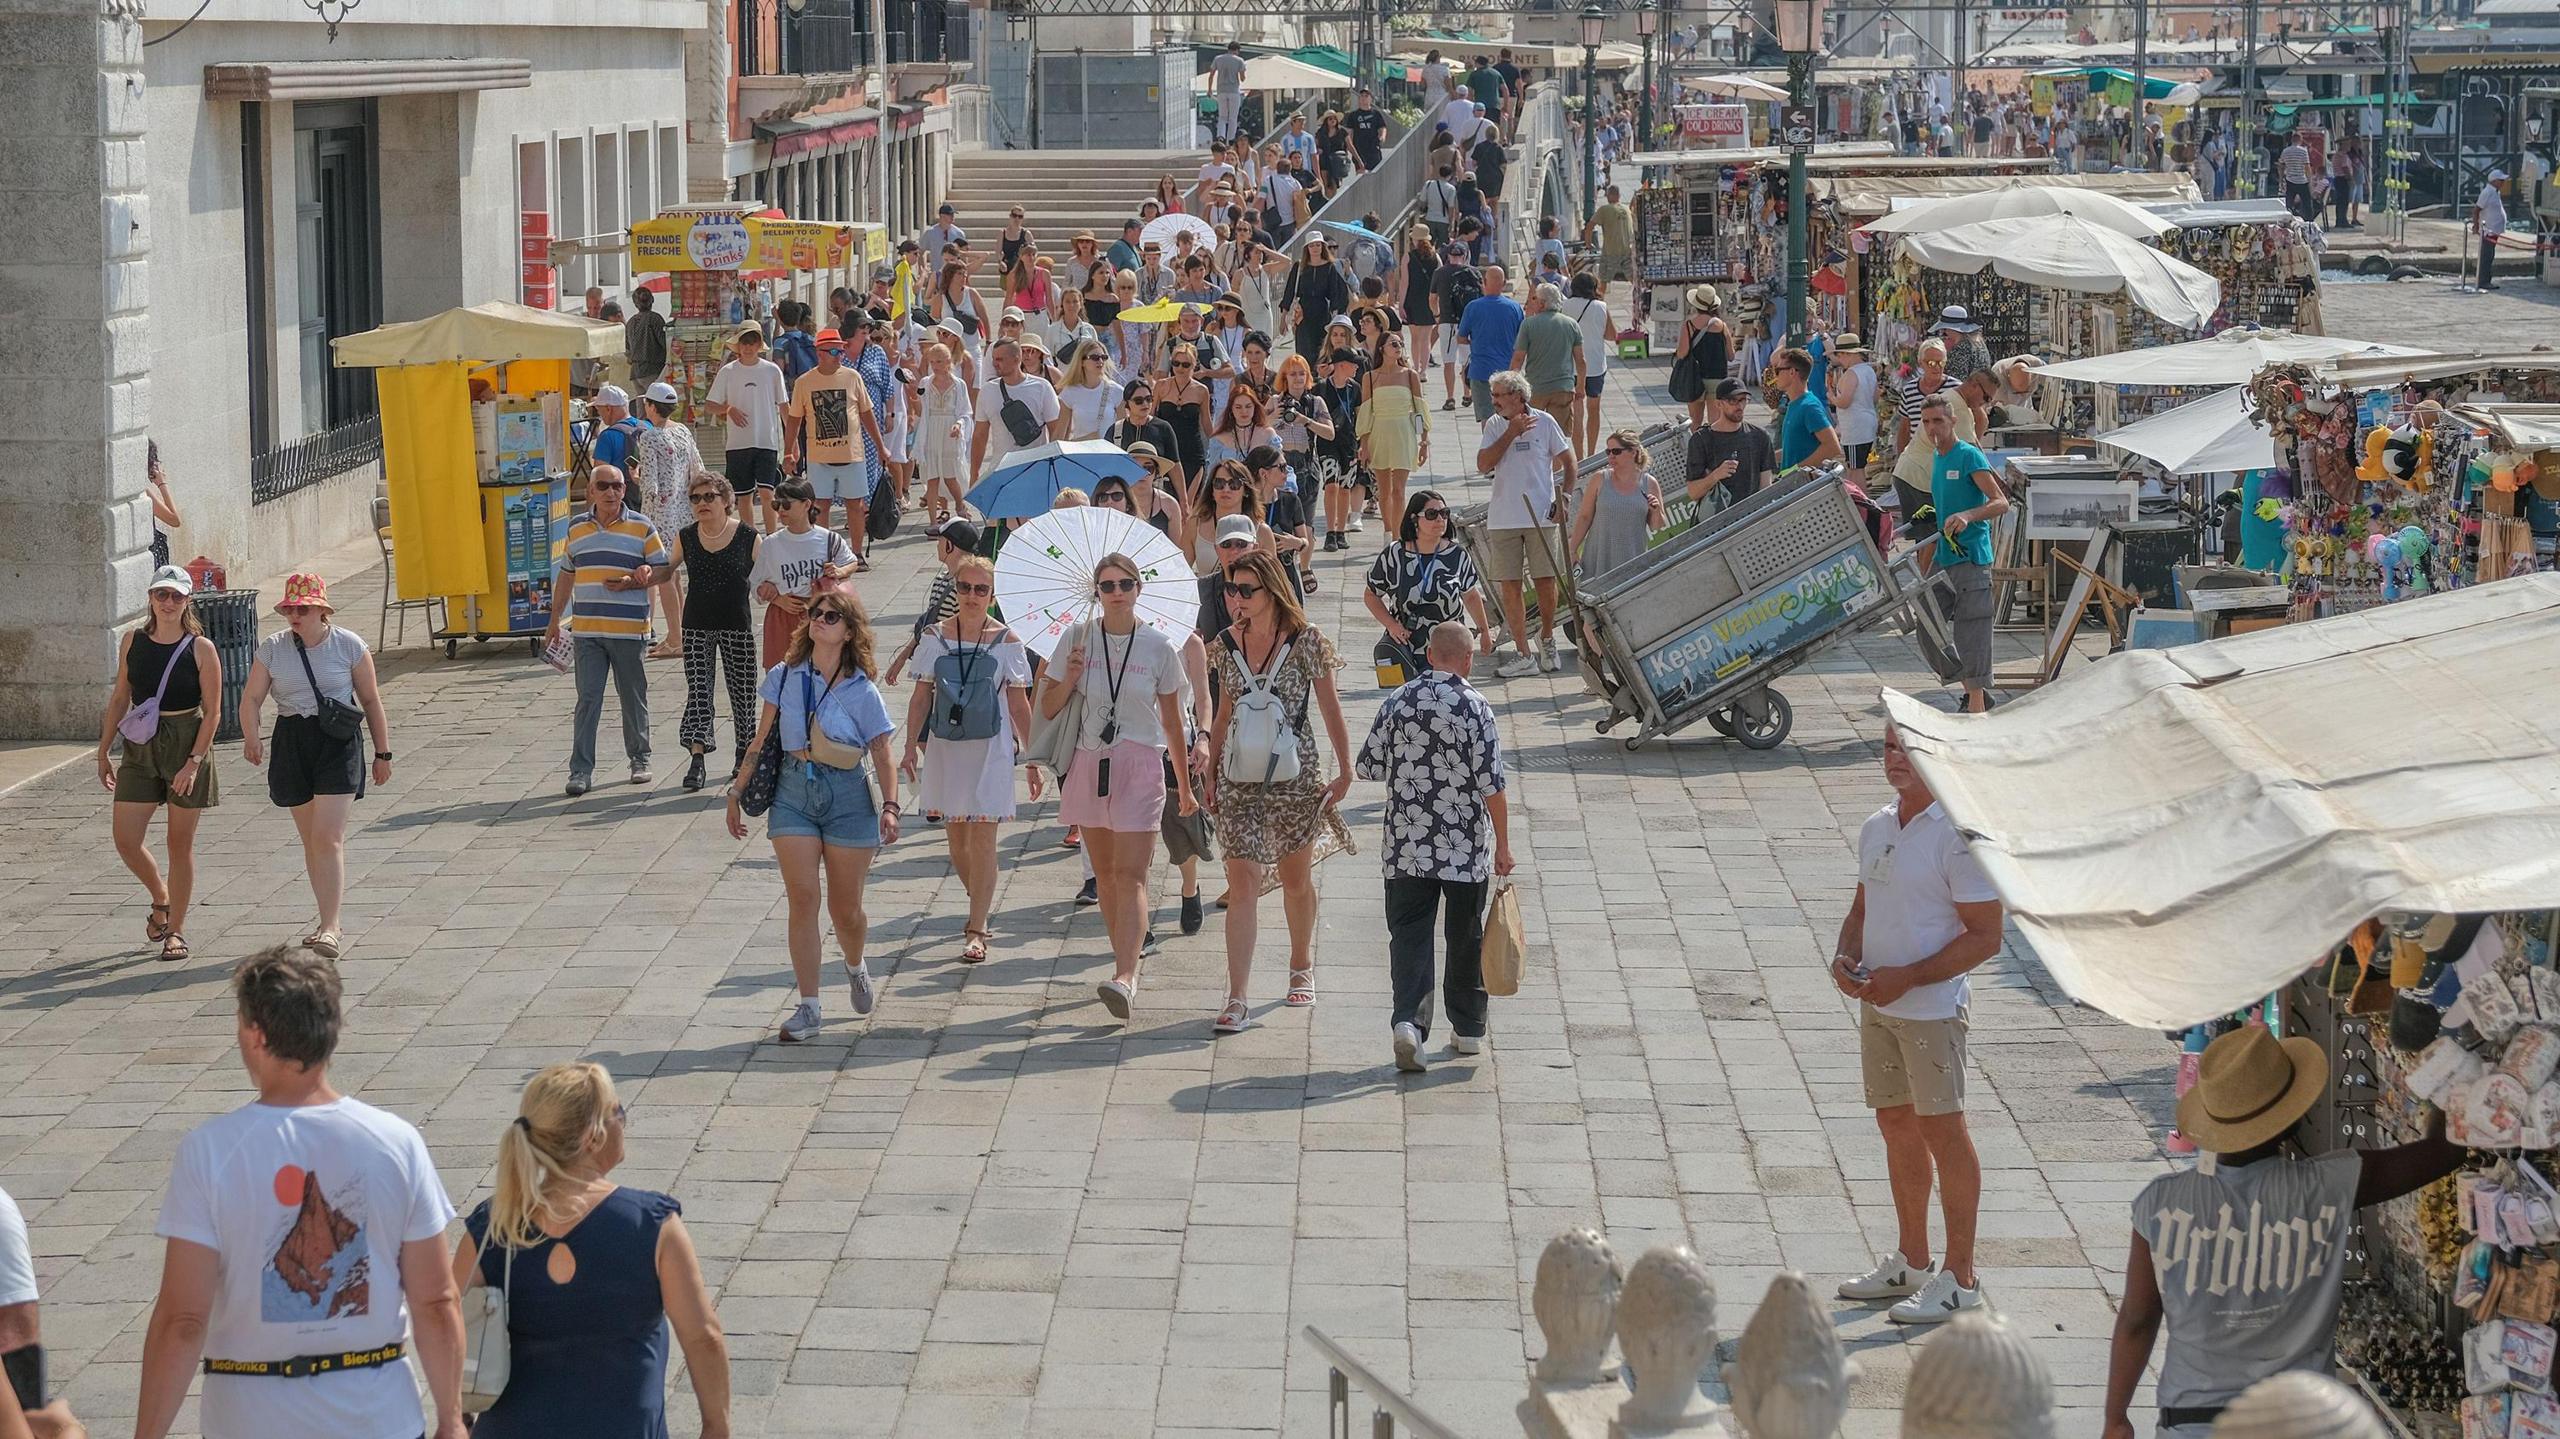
[
  {"x1": 99, "y1": 566, "x2": 224, "y2": 962},
  {"x1": 664, "y1": 474, "x2": 761, "y2": 792}
]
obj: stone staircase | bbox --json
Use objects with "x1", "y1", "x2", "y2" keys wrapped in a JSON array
[{"x1": 942, "y1": 148, "x2": 1209, "y2": 304}]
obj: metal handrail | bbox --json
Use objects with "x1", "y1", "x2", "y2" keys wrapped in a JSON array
[
  {"x1": 1283, "y1": 97, "x2": 1429, "y2": 262},
  {"x1": 1301, "y1": 1325, "x2": 1469, "y2": 1439}
]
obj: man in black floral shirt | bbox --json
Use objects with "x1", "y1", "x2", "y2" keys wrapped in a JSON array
[{"x1": 1354, "y1": 622, "x2": 1514, "y2": 1073}]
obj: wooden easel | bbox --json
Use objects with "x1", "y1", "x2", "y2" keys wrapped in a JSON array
[{"x1": 1996, "y1": 529, "x2": 2136, "y2": 689}]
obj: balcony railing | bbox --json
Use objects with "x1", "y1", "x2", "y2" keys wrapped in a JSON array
[{"x1": 742, "y1": 0, "x2": 972, "y2": 77}]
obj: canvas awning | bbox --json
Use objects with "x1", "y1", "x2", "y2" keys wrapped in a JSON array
[
  {"x1": 2092, "y1": 388, "x2": 2275, "y2": 474},
  {"x1": 1863, "y1": 182, "x2": 2180, "y2": 238},
  {"x1": 2450, "y1": 404, "x2": 2560, "y2": 451},
  {"x1": 1894, "y1": 214, "x2": 2222, "y2": 330},
  {"x1": 2311, "y1": 352, "x2": 2560, "y2": 390},
  {"x1": 331, "y1": 301, "x2": 621, "y2": 369},
  {"x1": 2033, "y1": 327, "x2": 2433, "y2": 386},
  {"x1": 1822, "y1": 169, "x2": 2195, "y2": 214},
  {"x1": 1882, "y1": 573, "x2": 2560, "y2": 1030}
]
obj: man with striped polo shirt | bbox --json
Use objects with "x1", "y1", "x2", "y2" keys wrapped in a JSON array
[{"x1": 544, "y1": 464, "x2": 677, "y2": 796}]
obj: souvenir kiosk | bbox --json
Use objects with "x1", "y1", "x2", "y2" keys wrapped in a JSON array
[{"x1": 331, "y1": 302, "x2": 621, "y2": 657}]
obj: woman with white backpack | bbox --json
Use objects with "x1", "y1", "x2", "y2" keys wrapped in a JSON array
[
  {"x1": 1203, "y1": 548, "x2": 1353, "y2": 1033},
  {"x1": 450, "y1": 1061, "x2": 730, "y2": 1439},
  {"x1": 1037, "y1": 553, "x2": 1199, "y2": 1021},
  {"x1": 897, "y1": 555, "x2": 1042, "y2": 965}
]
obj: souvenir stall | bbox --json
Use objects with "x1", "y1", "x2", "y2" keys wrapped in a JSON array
[
  {"x1": 2240, "y1": 354, "x2": 2560, "y2": 618},
  {"x1": 331, "y1": 302, "x2": 622, "y2": 655},
  {"x1": 2028, "y1": 66, "x2": 2185, "y2": 171},
  {"x1": 1881, "y1": 576, "x2": 2560, "y2": 1438}
]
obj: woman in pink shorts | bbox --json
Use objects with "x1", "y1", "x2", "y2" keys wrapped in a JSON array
[{"x1": 1037, "y1": 554, "x2": 1198, "y2": 1022}]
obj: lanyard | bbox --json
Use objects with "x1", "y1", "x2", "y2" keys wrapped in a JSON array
[{"x1": 1096, "y1": 623, "x2": 1139, "y2": 744}]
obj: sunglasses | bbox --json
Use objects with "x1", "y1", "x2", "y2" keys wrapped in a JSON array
[
  {"x1": 1096, "y1": 577, "x2": 1140, "y2": 594},
  {"x1": 1222, "y1": 582, "x2": 1266, "y2": 600},
  {"x1": 1127, "y1": 394, "x2": 1154, "y2": 405},
  {"x1": 611, "y1": 1102, "x2": 628, "y2": 1126},
  {"x1": 808, "y1": 610, "x2": 848, "y2": 627},
  {"x1": 1098, "y1": 493, "x2": 1132, "y2": 507},
  {"x1": 1213, "y1": 478, "x2": 1246, "y2": 491},
  {"x1": 1606, "y1": 444, "x2": 1633, "y2": 456},
  {"x1": 1420, "y1": 507, "x2": 1449, "y2": 521},
  {"x1": 953, "y1": 581, "x2": 993, "y2": 596},
  {"x1": 689, "y1": 493, "x2": 723, "y2": 505}
]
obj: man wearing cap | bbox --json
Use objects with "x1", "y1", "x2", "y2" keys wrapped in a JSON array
[
  {"x1": 1685, "y1": 379, "x2": 1777, "y2": 509},
  {"x1": 921, "y1": 204, "x2": 967, "y2": 268},
  {"x1": 1986, "y1": 354, "x2": 2053, "y2": 430},
  {"x1": 1195, "y1": 514, "x2": 1264, "y2": 637},
  {"x1": 625, "y1": 287, "x2": 669, "y2": 387},
  {"x1": 2475, "y1": 168, "x2": 2510, "y2": 291},
  {"x1": 588, "y1": 384, "x2": 648, "y2": 476},
  {"x1": 1932, "y1": 305, "x2": 1994, "y2": 386},
  {"x1": 707, "y1": 326, "x2": 790, "y2": 533},
  {"x1": 866, "y1": 263, "x2": 902, "y2": 322},
  {"x1": 547, "y1": 464, "x2": 678, "y2": 794},
  {"x1": 884, "y1": 516, "x2": 986, "y2": 686},
  {"x1": 2102, "y1": 1025, "x2": 2465, "y2": 1438},
  {"x1": 1829, "y1": 724, "x2": 2003, "y2": 1328},
  {"x1": 784, "y1": 329, "x2": 884, "y2": 553}
]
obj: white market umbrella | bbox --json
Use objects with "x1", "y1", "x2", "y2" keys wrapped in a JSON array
[
  {"x1": 1863, "y1": 182, "x2": 2178, "y2": 239},
  {"x1": 2094, "y1": 388, "x2": 2276, "y2": 475},
  {"x1": 994, "y1": 506, "x2": 1195, "y2": 661},
  {"x1": 2030, "y1": 327, "x2": 2435, "y2": 387},
  {"x1": 1895, "y1": 215, "x2": 2223, "y2": 331},
  {"x1": 1142, "y1": 212, "x2": 1218, "y2": 254},
  {"x1": 1684, "y1": 72, "x2": 1788, "y2": 102}
]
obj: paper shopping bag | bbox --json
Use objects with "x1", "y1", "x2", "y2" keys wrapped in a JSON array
[{"x1": 1481, "y1": 882, "x2": 1524, "y2": 997}]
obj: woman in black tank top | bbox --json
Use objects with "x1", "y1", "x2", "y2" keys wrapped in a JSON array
[{"x1": 103, "y1": 571, "x2": 223, "y2": 962}]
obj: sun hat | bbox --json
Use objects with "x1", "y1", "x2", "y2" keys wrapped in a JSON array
[
  {"x1": 1002, "y1": 306, "x2": 1027, "y2": 323},
  {"x1": 274, "y1": 572, "x2": 335, "y2": 615},
  {"x1": 1213, "y1": 293, "x2": 1245, "y2": 314},
  {"x1": 1831, "y1": 333, "x2": 1867, "y2": 355},
  {"x1": 643, "y1": 381, "x2": 681, "y2": 408},
  {"x1": 813, "y1": 328, "x2": 845, "y2": 347},
  {"x1": 1687, "y1": 285, "x2": 1720, "y2": 313},
  {"x1": 2209, "y1": 1372, "x2": 2389, "y2": 1439},
  {"x1": 1215, "y1": 514, "x2": 1259, "y2": 546},
  {"x1": 1124, "y1": 440, "x2": 1163, "y2": 462},
  {"x1": 147, "y1": 564, "x2": 192, "y2": 597},
  {"x1": 735, "y1": 324, "x2": 765, "y2": 345},
  {"x1": 1935, "y1": 304, "x2": 1982, "y2": 333},
  {"x1": 2176, "y1": 1027, "x2": 2328, "y2": 1152},
  {"x1": 594, "y1": 383, "x2": 630, "y2": 409}
]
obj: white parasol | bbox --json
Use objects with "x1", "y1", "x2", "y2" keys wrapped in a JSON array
[
  {"x1": 1893, "y1": 214, "x2": 2223, "y2": 330},
  {"x1": 1142, "y1": 212, "x2": 1218, "y2": 254},
  {"x1": 2092, "y1": 388, "x2": 2276, "y2": 475},
  {"x1": 1862, "y1": 182, "x2": 2178, "y2": 239},
  {"x1": 2029, "y1": 327, "x2": 2434, "y2": 387},
  {"x1": 1683, "y1": 72, "x2": 1788, "y2": 102},
  {"x1": 993, "y1": 506, "x2": 1195, "y2": 661}
]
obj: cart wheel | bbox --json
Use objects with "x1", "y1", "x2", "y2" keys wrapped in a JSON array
[
  {"x1": 1706, "y1": 707, "x2": 1739, "y2": 738},
  {"x1": 1622, "y1": 734, "x2": 1646, "y2": 752},
  {"x1": 445, "y1": 639, "x2": 459, "y2": 659},
  {"x1": 1730, "y1": 690, "x2": 1794, "y2": 750},
  {"x1": 1596, "y1": 715, "x2": 1618, "y2": 735}
]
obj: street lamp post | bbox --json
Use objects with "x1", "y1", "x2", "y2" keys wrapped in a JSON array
[
  {"x1": 1776, "y1": 0, "x2": 1822, "y2": 346},
  {"x1": 1581, "y1": 5, "x2": 1606, "y2": 227},
  {"x1": 1637, "y1": 0, "x2": 1660, "y2": 163}
]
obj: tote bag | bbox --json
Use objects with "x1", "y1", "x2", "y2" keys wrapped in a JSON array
[{"x1": 1481, "y1": 882, "x2": 1525, "y2": 997}]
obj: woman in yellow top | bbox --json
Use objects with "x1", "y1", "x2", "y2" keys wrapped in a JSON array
[{"x1": 1356, "y1": 331, "x2": 1427, "y2": 537}]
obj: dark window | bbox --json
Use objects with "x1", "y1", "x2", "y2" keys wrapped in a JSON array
[
  {"x1": 293, "y1": 99, "x2": 380, "y2": 436},
  {"x1": 241, "y1": 101, "x2": 274, "y2": 456}
]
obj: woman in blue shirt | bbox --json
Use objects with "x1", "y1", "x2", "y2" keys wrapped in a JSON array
[{"x1": 726, "y1": 590, "x2": 902, "y2": 1042}]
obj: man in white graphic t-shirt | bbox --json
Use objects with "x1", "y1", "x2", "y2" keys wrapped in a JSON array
[{"x1": 137, "y1": 946, "x2": 463, "y2": 1439}]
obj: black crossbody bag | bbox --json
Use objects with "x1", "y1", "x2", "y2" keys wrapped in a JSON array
[{"x1": 293, "y1": 633, "x2": 365, "y2": 741}]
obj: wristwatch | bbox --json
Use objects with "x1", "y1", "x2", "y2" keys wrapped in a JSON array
[{"x1": 375, "y1": 751, "x2": 393, "y2": 762}]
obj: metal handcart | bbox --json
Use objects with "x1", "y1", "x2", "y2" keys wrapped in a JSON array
[{"x1": 1571, "y1": 467, "x2": 1947, "y2": 751}]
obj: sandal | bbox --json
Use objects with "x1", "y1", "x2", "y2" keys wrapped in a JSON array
[
  {"x1": 1213, "y1": 998, "x2": 1251, "y2": 1034},
  {"x1": 158, "y1": 932, "x2": 189, "y2": 963},
  {"x1": 1062, "y1": 826, "x2": 1082, "y2": 849},
  {"x1": 146, "y1": 902, "x2": 172, "y2": 943},
  {"x1": 306, "y1": 930, "x2": 343, "y2": 960},
  {"x1": 1285, "y1": 969, "x2": 1315, "y2": 1007},
  {"x1": 961, "y1": 929, "x2": 990, "y2": 964}
]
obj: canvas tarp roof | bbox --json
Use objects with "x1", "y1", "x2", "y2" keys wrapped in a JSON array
[
  {"x1": 2033, "y1": 328, "x2": 2433, "y2": 386},
  {"x1": 331, "y1": 301, "x2": 621, "y2": 368},
  {"x1": 2310, "y1": 352, "x2": 2560, "y2": 390},
  {"x1": 1882, "y1": 573, "x2": 2560, "y2": 1030},
  {"x1": 1826, "y1": 168, "x2": 2196, "y2": 214},
  {"x1": 2451, "y1": 404, "x2": 2560, "y2": 451},
  {"x1": 1894, "y1": 214, "x2": 2222, "y2": 329},
  {"x1": 2093, "y1": 387, "x2": 2276, "y2": 474}
]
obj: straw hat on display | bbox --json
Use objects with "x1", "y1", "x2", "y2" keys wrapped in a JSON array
[
  {"x1": 1902, "y1": 1311, "x2": 2055, "y2": 1439},
  {"x1": 2208, "y1": 1372, "x2": 2388, "y2": 1439},
  {"x1": 2177, "y1": 1027, "x2": 2327, "y2": 1153}
]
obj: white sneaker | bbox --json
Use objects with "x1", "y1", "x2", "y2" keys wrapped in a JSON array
[
  {"x1": 1837, "y1": 1254, "x2": 1931, "y2": 1302},
  {"x1": 1349, "y1": 515, "x2": 1365, "y2": 532},
  {"x1": 844, "y1": 960, "x2": 877, "y2": 1017},
  {"x1": 1496, "y1": 652, "x2": 1541, "y2": 679},
  {"x1": 777, "y1": 999, "x2": 823, "y2": 1043},
  {"x1": 1887, "y1": 1269, "x2": 1983, "y2": 1325},
  {"x1": 1393, "y1": 1022, "x2": 1427, "y2": 1072},
  {"x1": 1538, "y1": 634, "x2": 1563, "y2": 672},
  {"x1": 1450, "y1": 1032, "x2": 1484, "y2": 1056}
]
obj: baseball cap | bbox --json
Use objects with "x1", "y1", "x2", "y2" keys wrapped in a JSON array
[
  {"x1": 147, "y1": 563, "x2": 193, "y2": 597},
  {"x1": 939, "y1": 202, "x2": 957, "y2": 217},
  {"x1": 931, "y1": 516, "x2": 983, "y2": 552},
  {"x1": 643, "y1": 381, "x2": 681, "y2": 408},
  {"x1": 1002, "y1": 306, "x2": 1027, "y2": 323},
  {"x1": 1214, "y1": 515, "x2": 1259, "y2": 547},
  {"x1": 1712, "y1": 379, "x2": 1750, "y2": 402},
  {"x1": 871, "y1": 263, "x2": 896, "y2": 282},
  {"x1": 595, "y1": 383, "x2": 630, "y2": 408}
]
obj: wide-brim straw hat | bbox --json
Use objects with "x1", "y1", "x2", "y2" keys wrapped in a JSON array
[
  {"x1": 1687, "y1": 285, "x2": 1720, "y2": 313},
  {"x1": 2176, "y1": 1027, "x2": 2328, "y2": 1153}
]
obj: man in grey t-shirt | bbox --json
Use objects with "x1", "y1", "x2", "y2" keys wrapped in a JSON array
[
  {"x1": 1509, "y1": 283, "x2": 1585, "y2": 462},
  {"x1": 2102, "y1": 1025, "x2": 2464, "y2": 1438}
]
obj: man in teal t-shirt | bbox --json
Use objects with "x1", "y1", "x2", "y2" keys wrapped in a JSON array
[
  {"x1": 1771, "y1": 347, "x2": 1842, "y2": 472},
  {"x1": 1919, "y1": 395, "x2": 2009, "y2": 713}
]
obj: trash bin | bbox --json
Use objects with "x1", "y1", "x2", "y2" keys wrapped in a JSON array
[{"x1": 194, "y1": 589, "x2": 259, "y2": 742}]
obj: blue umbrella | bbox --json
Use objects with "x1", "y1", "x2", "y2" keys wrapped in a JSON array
[
  {"x1": 1316, "y1": 220, "x2": 1394, "y2": 282},
  {"x1": 964, "y1": 439, "x2": 1148, "y2": 520}
]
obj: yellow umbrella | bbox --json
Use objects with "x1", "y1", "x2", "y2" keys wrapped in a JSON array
[{"x1": 1114, "y1": 299, "x2": 1212, "y2": 325}]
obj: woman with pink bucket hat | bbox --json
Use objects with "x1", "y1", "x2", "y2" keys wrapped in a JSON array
[{"x1": 237, "y1": 572, "x2": 393, "y2": 959}]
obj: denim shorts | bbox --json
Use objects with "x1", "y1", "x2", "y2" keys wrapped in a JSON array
[{"x1": 767, "y1": 760, "x2": 882, "y2": 848}]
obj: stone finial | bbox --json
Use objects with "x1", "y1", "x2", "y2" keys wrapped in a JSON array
[
  {"x1": 1616, "y1": 1245, "x2": 1720, "y2": 1430},
  {"x1": 2208, "y1": 1373, "x2": 2390, "y2": 1439},
  {"x1": 1726, "y1": 1271, "x2": 1855, "y2": 1439},
  {"x1": 1902, "y1": 1311, "x2": 2055, "y2": 1439},
  {"x1": 1533, "y1": 1227, "x2": 1624, "y2": 1383}
]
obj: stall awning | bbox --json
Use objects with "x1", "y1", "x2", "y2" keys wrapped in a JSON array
[
  {"x1": 1826, "y1": 170, "x2": 2195, "y2": 215},
  {"x1": 332, "y1": 301, "x2": 621, "y2": 369},
  {"x1": 203, "y1": 57, "x2": 532, "y2": 102},
  {"x1": 2030, "y1": 66, "x2": 2184, "y2": 101},
  {"x1": 2316, "y1": 352, "x2": 2560, "y2": 390},
  {"x1": 1894, "y1": 213, "x2": 2222, "y2": 329},
  {"x1": 753, "y1": 102, "x2": 927, "y2": 159},
  {"x1": 1883, "y1": 573, "x2": 2560, "y2": 1030},
  {"x1": 2033, "y1": 327, "x2": 2432, "y2": 386},
  {"x1": 2451, "y1": 404, "x2": 2560, "y2": 451}
]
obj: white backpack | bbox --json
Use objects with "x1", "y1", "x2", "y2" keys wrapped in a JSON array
[{"x1": 1222, "y1": 636, "x2": 1303, "y2": 786}]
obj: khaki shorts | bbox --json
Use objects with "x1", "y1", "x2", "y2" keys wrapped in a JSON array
[
  {"x1": 1479, "y1": 525, "x2": 1561, "y2": 583},
  {"x1": 114, "y1": 708, "x2": 220, "y2": 810},
  {"x1": 1861, "y1": 1002, "x2": 1968, "y2": 1116},
  {"x1": 1599, "y1": 251, "x2": 1634, "y2": 282},
  {"x1": 1531, "y1": 390, "x2": 1579, "y2": 433}
]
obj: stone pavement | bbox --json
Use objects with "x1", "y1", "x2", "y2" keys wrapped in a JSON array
[{"x1": 0, "y1": 354, "x2": 2176, "y2": 1437}]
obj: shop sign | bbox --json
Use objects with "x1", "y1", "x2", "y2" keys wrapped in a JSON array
[
  {"x1": 2029, "y1": 75, "x2": 2056, "y2": 116},
  {"x1": 1679, "y1": 103, "x2": 1749, "y2": 146},
  {"x1": 1633, "y1": 542, "x2": 1882, "y2": 710},
  {"x1": 1779, "y1": 103, "x2": 1816, "y2": 154},
  {"x1": 628, "y1": 214, "x2": 857, "y2": 273}
]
